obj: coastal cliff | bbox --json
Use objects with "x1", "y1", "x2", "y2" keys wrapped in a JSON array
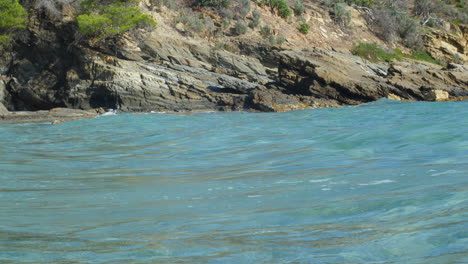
[{"x1": 1, "y1": 0, "x2": 467, "y2": 120}]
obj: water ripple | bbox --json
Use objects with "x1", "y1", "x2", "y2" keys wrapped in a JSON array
[{"x1": 1, "y1": 100, "x2": 467, "y2": 263}]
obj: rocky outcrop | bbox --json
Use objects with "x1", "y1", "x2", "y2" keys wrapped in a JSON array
[
  {"x1": 1, "y1": 12, "x2": 467, "y2": 116},
  {"x1": 278, "y1": 48, "x2": 468, "y2": 105},
  {"x1": 424, "y1": 25, "x2": 468, "y2": 64}
]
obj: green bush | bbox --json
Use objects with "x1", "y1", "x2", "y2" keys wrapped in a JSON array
[
  {"x1": 77, "y1": 1, "x2": 156, "y2": 39},
  {"x1": 175, "y1": 12, "x2": 206, "y2": 35},
  {"x1": 299, "y1": 23, "x2": 310, "y2": 34},
  {"x1": 333, "y1": 2, "x2": 352, "y2": 26},
  {"x1": 263, "y1": 0, "x2": 292, "y2": 18},
  {"x1": 293, "y1": 0, "x2": 305, "y2": 15},
  {"x1": 266, "y1": 35, "x2": 285, "y2": 45},
  {"x1": 238, "y1": 0, "x2": 251, "y2": 18},
  {"x1": 0, "y1": 0, "x2": 28, "y2": 46},
  {"x1": 352, "y1": 42, "x2": 397, "y2": 62},
  {"x1": 234, "y1": 20, "x2": 248, "y2": 35},
  {"x1": 249, "y1": 9, "x2": 261, "y2": 28},
  {"x1": 260, "y1": 24, "x2": 272, "y2": 37},
  {"x1": 276, "y1": 35, "x2": 286, "y2": 44},
  {"x1": 275, "y1": 0, "x2": 293, "y2": 18},
  {"x1": 196, "y1": 0, "x2": 230, "y2": 8}
]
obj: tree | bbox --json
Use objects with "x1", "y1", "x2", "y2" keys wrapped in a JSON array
[
  {"x1": 0, "y1": 0, "x2": 27, "y2": 46},
  {"x1": 77, "y1": 0, "x2": 156, "y2": 39}
]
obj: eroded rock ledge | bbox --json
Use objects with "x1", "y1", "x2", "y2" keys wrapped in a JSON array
[{"x1": 0, "y1": 106, "x2": 100, "y2": 124}]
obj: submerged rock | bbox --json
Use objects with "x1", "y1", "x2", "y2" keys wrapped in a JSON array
[{"x1": 0, "y1": 108, "x2": 98, "y2": 124}]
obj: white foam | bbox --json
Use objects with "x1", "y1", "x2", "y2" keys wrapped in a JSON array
[
  {"x1": 275, "y1": 180, "x2": 303, "y2": 184},
  {"x1": 99, "y1": 110, "x2": 117, "y2": 116},
  {"x1": 358, "y1": 180, "x2": 394, "y2": 186},
  {"x1": 431, "y1": 170, "x2": 463, "y2": 177},
  {"x1": 309, "y1": 178, "x2": 330, "y2": 183},
  {"x1": 321, "y1": 188, "x2": 332, "y2": 191},
  {"x1": 248, "y1": 195, "x2": 262, "y2": 198}
]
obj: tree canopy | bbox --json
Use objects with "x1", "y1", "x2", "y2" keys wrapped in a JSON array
[
  {"x1": 0, "y1": 0, "x2": 27, "y2": 46},
  {"x1": 77, "y1": 0, "x2": 156, "y2": 39}
]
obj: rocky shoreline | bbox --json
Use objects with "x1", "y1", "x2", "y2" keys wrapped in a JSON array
[{"x1": 0, "y1": 15, "x2": 467, "y2": 121}]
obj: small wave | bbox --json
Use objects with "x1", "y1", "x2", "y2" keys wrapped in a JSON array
[
  {"x1": 99, "y1": 110, "x2": 118, "y2": 117},
  {"x1": 431, "y1": 170, "x2": 464, "y2": 177},
  {"x1": 358, "y1": 180, "x2": 394, "y2": 186}
]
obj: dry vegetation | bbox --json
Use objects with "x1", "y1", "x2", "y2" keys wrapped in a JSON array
[{"x1": 2, "y1": 0, "x2": 467, "y2": 62}]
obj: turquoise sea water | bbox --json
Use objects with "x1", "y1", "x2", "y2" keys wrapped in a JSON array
[{"x1": 0, "y1": 99, "x2": 467, "y2": 263}]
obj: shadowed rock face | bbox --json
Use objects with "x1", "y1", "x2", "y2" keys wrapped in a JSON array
[{"x1": 0, "y1": 15, "x2": 467, "y2": 115}]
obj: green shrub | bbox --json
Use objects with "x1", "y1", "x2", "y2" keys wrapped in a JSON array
[
  {"x1": 260, "y1": 24, "x2": 272, "y2": 37},
  {"x1": 249, "y1": 9, "x2": 261, "y2": 28},
  {"x1": 239, "y1": 0, "x2": 251, "y2": 18},
  {"x1": 276, "y1": 3, "x2": 292, "y2": 18},
  {"x1": 293, "y1": 0, "x2": 305, "y2": 15},
  {"x1": 276, "y1": 35, "x2": 286, "y2": 44},
  {"x1": 299, "y1": 23, "x2": 310, "y2": 34},
  {"x1": 196, "y1": 0, "x2": 230, "y2": 8},
  {"x1": 333, "y1": 2, "x2": 352, "y2": 26},
  {"x1": 0, "y1": 0, "x2": 28, "y2": 46},
  {"x1": 352, "y1": 42, "x2": 398, "y2": 62},
  {"x1": 175, "y1": 12, "x2": 205, "y2": 35},
  {"x1": 264, "y1": 0, "x2": 292, "y2": 18},
  {"x1": 77, "y1": 1, "x2": 156, "y2": 39},
  {"x1": 234, "y1": 20, "x2": 248, "y2": 35},
  {"x1": 266, "y1": 35, "x2": 285, "y2": 45}
]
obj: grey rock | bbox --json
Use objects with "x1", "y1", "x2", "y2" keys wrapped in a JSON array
[
  {"x1": 1, "y1": 108, "x2": 98, "y2": 124},
  {"x1": 0, "y1": 102, "x2": 8, "y2": 116}
]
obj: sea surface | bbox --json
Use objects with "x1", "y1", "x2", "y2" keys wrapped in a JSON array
[{"x1": 0, "y1": 99, "x2": 467, "y2": 264}]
